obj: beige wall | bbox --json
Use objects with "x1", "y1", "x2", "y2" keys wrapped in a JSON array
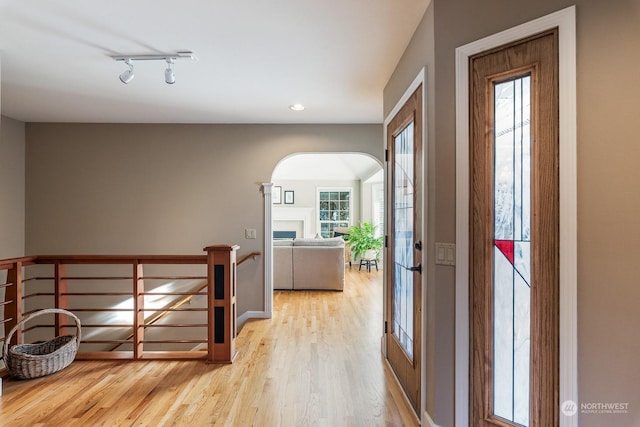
[
  {"x1": 0, "y1": 116, "x2": 26, "y2": 259},
  {"x1": 385, "y1": 0, "x2": 640, "y2": 426},
  {"x1": 25, "y1": 123, "x2": 382, "y2": 316}
]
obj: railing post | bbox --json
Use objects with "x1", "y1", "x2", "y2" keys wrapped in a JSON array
[
  {"x1": 5, "y1": 262, "x2": 23, "y2": 346},
  {"x1": 204, "y1": 244, "x2": 239, "y2": 364},
  {"x1": 54, "y1": 263, "x2": 69, "y2": 336},
  {"x1": 133, "y1": 261, "x2": 145, "y2": 360}
]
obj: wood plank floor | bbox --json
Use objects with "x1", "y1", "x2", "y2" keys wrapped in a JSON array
[{"x1": 0, "y1": 269, "x2": 417, "y2": 426}]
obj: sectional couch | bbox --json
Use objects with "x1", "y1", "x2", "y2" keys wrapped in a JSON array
[{"x1": 273, "y1": 237, "x2": 345, "y2": 291}]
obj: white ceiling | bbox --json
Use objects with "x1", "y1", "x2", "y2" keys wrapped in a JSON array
[
  {"x1": 0, "y1": 0, "x2": 429, "y2": 124},
  {"x1": 272, "y1": 153, "x2": 382, "y2": 181}
]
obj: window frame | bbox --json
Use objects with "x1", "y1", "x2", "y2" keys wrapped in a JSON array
[
  {"x1": 371, "y1": 182, "x2": 384, "y2": 238},
  {"x1": 316, "y1": 187, "x2": 353, "y2": 238}
]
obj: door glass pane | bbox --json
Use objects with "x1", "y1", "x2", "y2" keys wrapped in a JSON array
[
  {"x1": 493, "y1": 75, "x2": 531, "y2": 426},
  {"x1": 392, "y1": 121, "x2": 414, "y2": 359}
]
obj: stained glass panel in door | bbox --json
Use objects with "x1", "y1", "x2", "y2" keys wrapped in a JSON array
[
  {"x1": 493, "y1": 75, "x2": 531, "y2": 426},
  {"x1": 392, "y1": 121, "x2": 415, "y2": 359}
]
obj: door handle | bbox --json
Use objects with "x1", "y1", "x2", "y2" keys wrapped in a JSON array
[
  {"x1": 406, "y1": 263, "x2": 422, "y2": 273},
  {"x1": 414, "y1": 241, "x2": 422, "y2": 251}
]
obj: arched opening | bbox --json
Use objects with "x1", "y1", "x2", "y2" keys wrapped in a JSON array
[{"x1": 262, "y1": 152, "x2": 383, "y2": 316}]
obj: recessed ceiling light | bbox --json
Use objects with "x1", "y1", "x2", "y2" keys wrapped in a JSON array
[{"x1": 289, "y1": 103, "x2": 305, "y2": 111}]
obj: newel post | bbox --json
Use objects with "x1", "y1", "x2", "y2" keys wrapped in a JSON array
[{"x1": 204, "y1": 244, "x2": 239, "y2": 364}]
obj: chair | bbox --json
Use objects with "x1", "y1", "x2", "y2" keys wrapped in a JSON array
[{"x1": 332, "y1": 227, "x2": 352, "y2": 267}]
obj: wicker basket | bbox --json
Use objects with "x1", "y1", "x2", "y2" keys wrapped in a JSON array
[{"x1": 2, "y1": 308, "x2": 81, "y2": 380}]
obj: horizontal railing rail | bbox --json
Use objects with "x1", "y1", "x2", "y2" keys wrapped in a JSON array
[{"x1": 0, "y1": 246, "x2": 260, "y2": 369}]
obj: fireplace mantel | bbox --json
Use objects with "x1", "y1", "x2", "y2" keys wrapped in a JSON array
[{"x1": 273, "y1": 206, "x2": 313, "y2": 238}]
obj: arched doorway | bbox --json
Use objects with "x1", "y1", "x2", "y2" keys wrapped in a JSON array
[{"x1": 262, "y1": 152, "x2": 383, "y2": 316}]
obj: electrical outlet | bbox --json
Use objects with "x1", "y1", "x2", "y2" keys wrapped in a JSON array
[{"x1": 245, "y1": 228, "x2": 257, "y2": 239}]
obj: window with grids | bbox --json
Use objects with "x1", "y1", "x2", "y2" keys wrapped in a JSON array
[{"x1": 318, "y1": 190, "x2": 351, "y2": 238}]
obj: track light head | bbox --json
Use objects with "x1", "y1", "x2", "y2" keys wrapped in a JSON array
[
  {"x1": 112, "y1": 52, "x2": 195, "y2": 85},
  {"x1": 119, "y1": 59, "x2": 134, "y2": 84},
  {"x1": 164, "y1": 59, "x2": 175, "y2": 84}
]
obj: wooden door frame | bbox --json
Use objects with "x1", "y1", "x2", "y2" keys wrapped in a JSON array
[
  {"x1": 454, "y1": 7, "x2": 577, "y2": 427},
  {"x1": 383, "y1": 67, "x2": 429, "y2": 424}
]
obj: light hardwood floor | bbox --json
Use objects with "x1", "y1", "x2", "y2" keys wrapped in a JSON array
[{"x1": 0, "y1": 269, "x2": 417, "y2": 426}]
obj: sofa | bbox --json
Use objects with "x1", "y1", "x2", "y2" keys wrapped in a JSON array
[{"x1": 273, "y1": 237, "x2": 345, "y2": 291}]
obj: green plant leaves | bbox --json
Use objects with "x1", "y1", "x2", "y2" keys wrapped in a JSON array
[{"x1": 347, "y1": 222, "x2": 383, "y2": 260}]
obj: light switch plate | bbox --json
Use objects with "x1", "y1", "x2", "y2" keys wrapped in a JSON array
[
  {"x1": 245, "y1": 228, "x2": 257, "y2": 239},
  {"x1": 435, "y1": 242, "x2": 455, "y2": 266}
]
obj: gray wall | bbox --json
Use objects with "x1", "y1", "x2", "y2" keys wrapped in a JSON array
[
  {"x1": 385, "y1": 0, "x2": 640, "y2": 426},
  {"x1": 0, "y1": 116, "x2": 26, "y2": 259},
  {"x1": 25, "y1": 123, "x2": 382, "y2": 316},
  {"x1": 384, "y1": 2, "x2": 439, "y2": 420},
  {"x1": 0, "y1": 115, "x2": 25, "y2": 337},
  {"x1": 361, "y1": 180, "x2": 383, "y2": 226}
]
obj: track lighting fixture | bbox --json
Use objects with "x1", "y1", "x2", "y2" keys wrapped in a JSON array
[
  {"x1": 164, "y1": 59, "x2": 175, "y2": 84},
  {"x1": 112, "y1": 51, "x2": 196, "y2": 85},
  {"x1": 119, "y1": 59, "x2": 134, "y2": 84}
]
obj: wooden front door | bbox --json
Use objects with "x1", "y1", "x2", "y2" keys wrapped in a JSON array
[{"x1": 386, "y1": 84, "x2": 422, "y2": 414}]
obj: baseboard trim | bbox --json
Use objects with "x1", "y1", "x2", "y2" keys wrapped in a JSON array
[
  {"x1": 422, "y1": 410, "x2": 439, "y2": 427},
  {"x1": 237, "y1": 310, "x2": 268, "y2": 331}
]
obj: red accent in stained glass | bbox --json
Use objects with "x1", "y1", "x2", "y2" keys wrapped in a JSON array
[{"x1": 495, "y1": 240, "x2": 515, "y2": 265}]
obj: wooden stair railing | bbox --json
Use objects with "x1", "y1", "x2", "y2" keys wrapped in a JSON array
[
  {"x1": 107, "y1": 251, "x2": 261, "y2": 352},
  {"x1": 238, "y1": 252, "x2": 261, "y2": 265},
  {"x1": 0, "y1": 247, "x2": 262, "y2": 364}
]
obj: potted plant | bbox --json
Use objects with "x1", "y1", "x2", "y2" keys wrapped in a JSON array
[{"x1": 347, "y1": 222, "x2": 384, "y2": 261}]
